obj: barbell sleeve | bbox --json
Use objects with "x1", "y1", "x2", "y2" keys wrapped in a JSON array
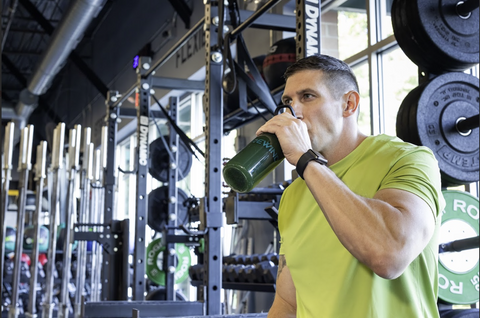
[
  {"x1": 4, "y1": 122, "x2": 15, "y2": 170},
  {"x1": 456, "y1": 0, "x2": 479, "y2": 17},
  {"x1": 439, "y1": 235, "x2": 480, "y2": 253},
  {"x1": 456, "y1": 114, "x2": 479, "y2": 133}
]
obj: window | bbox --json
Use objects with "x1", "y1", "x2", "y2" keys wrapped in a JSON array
[
  {"x1": 337, "y1": 9, "x2": 368, "y2": 60},
  {"x1": 351, "y1": 60, "x2": 372, "y2": 135}
]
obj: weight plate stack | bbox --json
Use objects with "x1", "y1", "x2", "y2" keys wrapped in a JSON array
[{"x1": 392, "y1": 0, "x2": 479, "y2": 73}]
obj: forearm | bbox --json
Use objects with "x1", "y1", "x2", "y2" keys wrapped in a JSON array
[{"x1": 302, "y1": 161, "x2": 434, "y2": 279}]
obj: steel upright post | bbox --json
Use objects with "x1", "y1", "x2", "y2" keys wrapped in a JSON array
[
  {"x1": 26, "y1": 140, "x2": 47, "y2": 318},
  {"x1": 296, "y1": 0, "x2": 321, "y2": 60},
  {"x1": 132, "y1": 57, "x2": 152, "y2": 301},
  {"x1": 8, "y1": 125, "x2": 34, "y2": 318},
  {"x1": 58, "y1": 126, "x2": 81, "y2": 318},
  {"x1": 74, "y1": 127, "x2": 92, "y2": 318},
  {"x1": 165, "y1": 96, "x2": 180, "y2": 300},
  {"x1": 202, "y1": 3, "x2": 224, "y2": 314},
  {"x1": 0, "y1": 122, "x2": 15, "y2": 306},
  {"x1": 42, "y1": 122, "x2": 66, "y2": 318},
  {"x1": 90, "y1": 148, "x2": 103, "y2": 302}
]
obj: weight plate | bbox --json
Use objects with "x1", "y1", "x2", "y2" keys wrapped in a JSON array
[
  {"x1": 145, "y1": 238, "x2": 191, "y2": 286},
  {"x1": 416, "y1": 72, "x2": 479, "y2": 186},
  {"x1": 149, "y1": 135, "x2": 192, "y2": 182},
  {"x1": 392, "y1": 0, "x2": 479, "y2": 73},
  {"x1": 148, "y1": 186, "x2": 189, "y2": 232},
  {"x1": 396, "y1": 84, "x2": 423, "y2": 144},
  {"x1": 438, "y1": 190, "x2": 479, "y2": 305},
  {"x1": 399, "y1": 72, "x2": 479, "y2": 186}
]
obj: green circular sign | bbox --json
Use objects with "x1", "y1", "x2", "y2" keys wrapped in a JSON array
[
  {"x1": 438, "y1": 190, "x2": 479, "y2": 305},
  {"x1": 146, "y1": 238, "x2": 191, "y2": 286}
]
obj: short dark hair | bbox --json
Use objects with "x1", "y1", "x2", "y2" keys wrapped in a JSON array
[{"x1": 284, "y1": 54, "x2": 359, "y2": 99}]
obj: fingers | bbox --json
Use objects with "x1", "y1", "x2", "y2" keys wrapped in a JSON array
[
  {"x1": 256, "y1": 112, "x2": 298, "y2": 136},
  {"x1": 255, "y1": 114, "x2": 311, "y2": 165}
]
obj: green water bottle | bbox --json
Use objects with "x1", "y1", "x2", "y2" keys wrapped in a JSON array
[{"x1": 223, "y1": 105, "x2": 295, "y2": 193}]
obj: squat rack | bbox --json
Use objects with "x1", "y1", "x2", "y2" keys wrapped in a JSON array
[{"x1": 80, "y1": 0, "x2": 321, "y2": 316}]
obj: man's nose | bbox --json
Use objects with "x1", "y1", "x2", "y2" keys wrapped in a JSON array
[{"x1": 289, "y1": 102, "x2": 302, "y2": 118}]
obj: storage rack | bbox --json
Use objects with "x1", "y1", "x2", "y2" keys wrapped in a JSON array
[{"x1": 78, "y1": 0, "x2": 322, "y2": 316}]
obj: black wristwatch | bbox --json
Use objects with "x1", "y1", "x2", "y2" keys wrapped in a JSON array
[{"x1": 296, "y1": 149, "x2": 328, "y2": 180}]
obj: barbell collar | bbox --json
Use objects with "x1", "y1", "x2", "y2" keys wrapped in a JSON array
[
  {"x1": 25, "y1": 125, "x2": 34, "y2": 171},
  {"x1": 35, "y1": 141, "x2": 47, "y2": 181},
  {"x1": 74, "y1": 124, "x2": 82, "y2": 169},
  {"x1": 100, "y1": 126, "x2": 108, "y2": 170},
  {"x1": 3, "y1": 122, "x2": 15, "y2": 170},
  {"x1": 456, "y1": 0, "x2": 479, "y2": 18},
  {"x1": 86, "y1": 143, "x2": 94, "y2": 181},
  {"x1": 456, "y1": 114, "x2": 479, "y2": 134},
  {"x1": 18, "y1": 127, "x2": 27, "y2": 171},
  {"x1": 68, "y1": 128, "x2": 77, "y2": 173},
  {"x1": 52, "y1": 123, "x2": 66, "y2": 169},
  {"x1": 17, "y1": 125, "x2": 34, "y2": 171}
]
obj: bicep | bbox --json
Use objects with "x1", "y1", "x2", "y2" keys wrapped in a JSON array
[{"x1": 375, "y1": 188, "x2": 436, "y2": 248}]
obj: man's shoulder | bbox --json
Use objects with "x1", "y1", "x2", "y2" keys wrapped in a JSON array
[{"x1": 369, "y1": 134, "x2": 433, "y2": 155}]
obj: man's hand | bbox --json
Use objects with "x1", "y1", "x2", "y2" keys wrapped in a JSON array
[{"x1": 256, "y1": 113, "x2": 311, "y2": 167}]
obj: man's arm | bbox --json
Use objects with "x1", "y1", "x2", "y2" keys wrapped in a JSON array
[
  {"x1": 303, "y1": 163, "x2": 436, "y2": 279},
  {"x1": 256, "y1": 111, "x2": 438, "y2": 280},
  {"x1": 268, "y1": 255, "x2": 296, "y2": 317}
]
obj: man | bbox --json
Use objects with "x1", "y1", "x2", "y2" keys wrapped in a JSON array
[{"x1": 258, "y1": 54, "x2": 444, "y2": 317}]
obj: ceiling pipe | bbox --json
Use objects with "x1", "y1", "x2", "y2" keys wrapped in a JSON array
[{"x1": 14, "y1": 0, "x2": 106, "y2": 128}]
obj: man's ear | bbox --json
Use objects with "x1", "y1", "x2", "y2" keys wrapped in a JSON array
[{"x1": 343, "y1": 91, "x2": 360, "y2": 118}]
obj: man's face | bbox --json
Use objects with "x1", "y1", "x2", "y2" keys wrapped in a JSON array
[{"x1": 281, "y1": 69, "x2": 346, "y2": 153}]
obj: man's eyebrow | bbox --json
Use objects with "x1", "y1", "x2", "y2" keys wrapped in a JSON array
[
  {"x1": 282, "y1": 88, "x2": 317, "y2": 101},
  {"x1": 297, "y1": 88, "x2": 316, "y2": 95}
]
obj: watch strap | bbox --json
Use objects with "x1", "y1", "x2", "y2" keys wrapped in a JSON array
[{"x1": 296, "y1": 149, "x2": 328, "y2": 179}]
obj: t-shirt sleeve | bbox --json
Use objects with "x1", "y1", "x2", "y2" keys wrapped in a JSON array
[{"x1": 379, "y1": 146, "x2": 445, "y2": 219}]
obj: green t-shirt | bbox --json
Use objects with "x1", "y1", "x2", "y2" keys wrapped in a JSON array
[{"x1": 278, "y1": 134, "x2": 444, "y2": 318}]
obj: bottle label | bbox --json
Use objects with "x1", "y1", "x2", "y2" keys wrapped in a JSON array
[{"x1": 252, "y1": 138, "x2": 280, "y2": 161}]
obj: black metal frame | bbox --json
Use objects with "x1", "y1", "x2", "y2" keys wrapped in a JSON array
[
  {"x1": 165, "y1": 95, "x2": 180, "y2": 300},
  {"x1": 80, "y1": 0, "x2": 321, "y2": 315},
  {"x1": 132, "y1": 58, "x2": 152, "y2": 301},
  {"x1": 201, "y1": 3, "x2": 224, "y2": 314}
]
